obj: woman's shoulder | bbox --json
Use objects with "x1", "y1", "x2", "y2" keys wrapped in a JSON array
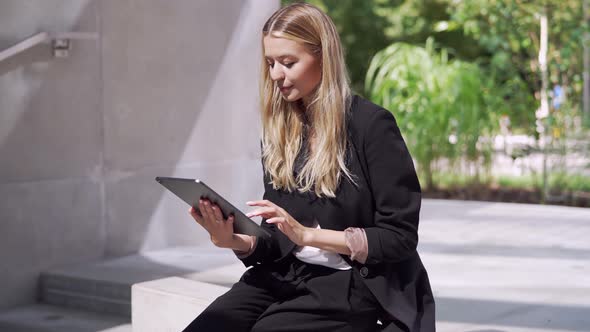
[
  {"x1": 350, "y1": 93, "x2": 383, "y2": 114},
  {"x1": 348, "y1": 94, "x2": 396, "y2": 137}
]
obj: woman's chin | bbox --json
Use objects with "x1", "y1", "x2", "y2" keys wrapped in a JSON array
[
  {"x1": 282, "y1": 91, "x2": 305, "y2": 103},
  {"x1": 281, "y1": 93, "x2": 297, "y2": 102}
]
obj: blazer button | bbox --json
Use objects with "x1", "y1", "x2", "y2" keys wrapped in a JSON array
[{"x1": 360, "y1": 266, "x2": 369, "y2": 278}]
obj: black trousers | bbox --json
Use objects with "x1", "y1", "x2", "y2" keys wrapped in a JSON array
[{"x1": 182, "y1": 254, "x2": 382, "y2": 332}]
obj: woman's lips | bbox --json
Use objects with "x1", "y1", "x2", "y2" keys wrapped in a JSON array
[{"x1": 280, "y1": 86, "x2": 292, "y2": 93}]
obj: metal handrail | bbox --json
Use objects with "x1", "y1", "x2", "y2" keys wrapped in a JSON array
[
  {"x1": 0, "y1": 31, "x2": 98, "y2": 62},
  {"x1": 0, "y1": 32, "x2": 48, "y2": 63}
]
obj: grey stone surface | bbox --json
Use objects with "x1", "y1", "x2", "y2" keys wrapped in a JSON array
[
  {"x1": 418, "y1": 200, "x2": 590, "y2": 332},
  {"x1": 0, "y1": 304, "x2": 130, "y2": 332},
  {"x1": 40, "y1": 246, "x2": 241, "y2": 316},
  {"x1": 182, "y1": 262, "x2": 246, "y2": 288},
  {"x1": 1, "y1": 199, "x2": 588, "y2": 330},
  {"x1": 99, "y1": 0, "x2": 277, "y2": 257},
  {"x1": 0, "y1": 178, "x2": 105, "y2": 311},
  {"x1": 2, "y1": 0, "x2": 586, "y2": 329},
  {"x1": 0, "y1": 0, "x2": 279, "y2": 310},
  {"x1": 105, "y1": 161, "x2": 264, "y2": 256},
  {"x1": 132, "y1": 277, "x2": 231, "y2": 332},
  {"x1": 135, "y1": 200, "x2": 590, "y2": 332},
  {"x1": 101, "y1": 0, "x2": 242, "y2": 170},
  {"x1": 126, "y1": 200, "x2": 589, "y2": 331},
  {"x1": 0, "y1": 0, "x2": 100, "y2": 182},
  {"x1": 0, "y1": 1, "x2": 104, "y2": 310}
]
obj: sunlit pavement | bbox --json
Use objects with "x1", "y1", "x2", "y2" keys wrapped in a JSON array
[
  {"x1": 419, "y1": 199, "x2": 590, "y2": 332},
  {"x1": 0, "y1": 199, "x2": 587, "y2": 332}
]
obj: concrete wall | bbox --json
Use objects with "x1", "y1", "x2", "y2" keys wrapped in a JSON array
[{"x1": 0, "y1": 0, "x2": 279, "y2": 310}]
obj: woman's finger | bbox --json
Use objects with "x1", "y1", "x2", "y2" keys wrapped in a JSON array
[
  {"x1": 199, "y1": 200, "x2": 214, "y2": 225},
  {"x1": 225, "y1": 215, "x2": 235, "y2": 231},
  {"x1": 246, "y1": 200, "x2": 274, "y2": 208},
  {"x1": 189, "y1": 206, "x2": 201, "y2": 217},
  {"x1": 211, "y1": 204, "x2": 224, "y2": 221},
  {"x1": 266, "y1": 217, "x2": 288, "y2": 225},
  {"x1": 265, "y1": 217, "x2": 279, "y2": 224},
  {"x1": 197, "y1": 200, "x2": 205, "y2": 217},
  {"x1": 267, "y1": 217, "x2": 283, "y2": 229},
  {"x1": 202, "y1": 200, "x2": 218, "y2": 223},
  {"x1": 189, "y1": 206, "x2": 204, "y2": 225},
  {"x1": 246, "y1": 207, "x2": 278, "y2": 218}
]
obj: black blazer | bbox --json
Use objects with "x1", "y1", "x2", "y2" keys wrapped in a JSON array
[{"x1": 239, "y1": 95, "x2": 435, "y2": 332}]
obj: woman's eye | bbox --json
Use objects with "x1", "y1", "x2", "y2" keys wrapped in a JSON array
[{"x1": 267, "y1": 61, "x2": 294, "y2": 69}]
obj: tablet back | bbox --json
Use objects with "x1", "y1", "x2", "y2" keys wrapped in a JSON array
[{"x1": 155, "y1": 177, "x2": 271, "y2": 239}]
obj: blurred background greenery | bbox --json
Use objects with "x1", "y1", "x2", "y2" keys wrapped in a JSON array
[{"x1": 282, "y1": 0, "x2": 590, "y2": 207}]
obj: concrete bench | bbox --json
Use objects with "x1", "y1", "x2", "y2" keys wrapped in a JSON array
[
  {"x1": 132, "y1": 277, "x2": 230, "y2": 332},
  {"x1": 132, "y1": 267, "x2": 384, "y2": 331}
]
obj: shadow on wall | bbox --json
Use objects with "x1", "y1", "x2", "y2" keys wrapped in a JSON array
[
  {"x1": 0, "y1": 42, "x2": 52, "y2": 146},
  {"x1": 0, "y1": 0, "x2": 251, "y2": 310},
  {"x1": 98, "y1": 0, "x2": 251, "y2": 255},
  {"x1": 0, "y1": 0, "x2": 101, "y2": 311}
]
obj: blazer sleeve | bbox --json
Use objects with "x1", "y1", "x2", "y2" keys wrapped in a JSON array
[{"x1": 363, "y1": 108, "x2": 421, "y2": 264}]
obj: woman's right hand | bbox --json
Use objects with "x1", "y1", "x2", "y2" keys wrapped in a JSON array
[{"x1": 189, "y1": 198, "x2": 235, "y2": 249}]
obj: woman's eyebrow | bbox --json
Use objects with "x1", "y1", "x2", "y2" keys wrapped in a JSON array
[{"x1": 264, "y1": 55, "x2": 297, "y2": 61}]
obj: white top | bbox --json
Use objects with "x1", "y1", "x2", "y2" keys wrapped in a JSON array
[{"x1": 292, "y1": 221, "x2": 352, "y2": 270}]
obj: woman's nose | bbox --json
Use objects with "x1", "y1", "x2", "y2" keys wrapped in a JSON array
[{"x1": 269, "y1": 65, "x2": 284, "y2": 82}]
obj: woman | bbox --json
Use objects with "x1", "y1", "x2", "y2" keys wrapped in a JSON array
[{"x1": 183, "y1": 3, "x2": 435, "y2": 332}]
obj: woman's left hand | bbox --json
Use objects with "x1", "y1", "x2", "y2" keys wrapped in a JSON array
[{"x1": 246, "y1": 200, "x2": 312, "y2": 246}]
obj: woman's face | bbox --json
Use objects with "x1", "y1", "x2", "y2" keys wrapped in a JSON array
[{"x1": 263, "y1": 35, "x2": 322, "y2": 104}]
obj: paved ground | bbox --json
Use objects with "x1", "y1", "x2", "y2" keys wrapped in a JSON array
[
  {"x1": 1, "y1": 199, "x2": 588, "y2": 331},
  {"x1": 419, "y1": 199, "x2": 590, "y2": 332}
]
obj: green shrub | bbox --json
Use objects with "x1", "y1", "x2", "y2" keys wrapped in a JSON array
[{"x1": 366, "y1": 39, "x2": 503, "y2": 188}]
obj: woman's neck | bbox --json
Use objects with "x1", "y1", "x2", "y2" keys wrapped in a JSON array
[
  {"x1": 302, "y1": 94, "x2": 313, "y2": 108},
  {"x1": 293, "y1": 100, "x2": 309, "y2": 123}
]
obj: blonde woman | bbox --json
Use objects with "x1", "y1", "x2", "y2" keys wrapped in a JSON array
[{"x1": 183, "y1": 3, "x2": 434, "y2": 332}]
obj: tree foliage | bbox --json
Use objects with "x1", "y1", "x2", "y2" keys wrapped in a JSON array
[
  {"x1": 448, "y1": 0, "x2": 586, "y2": 131},
  {"x1": 281, "y1": 0, "x2": 587, "y2": 131}
]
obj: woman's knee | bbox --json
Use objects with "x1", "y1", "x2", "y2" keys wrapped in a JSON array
[
  {"x1": 250, "y1": 317, "x2": 275, "y2": 332},
  {"x1": 183, "y1": 305, "x2": 252, "y2": 332},
  {"x1": 183, "y1": 282, "x2": 273, "y2": 332},
  {"x1": 182, "y1": 306, "x2": 226, "y2": 332}
]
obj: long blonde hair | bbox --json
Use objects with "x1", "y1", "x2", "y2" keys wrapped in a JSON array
[{"x1": 260, "y1": 3, "x2": 355, "y2": 198}]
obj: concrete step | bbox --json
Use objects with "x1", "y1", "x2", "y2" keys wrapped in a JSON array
[
  {"x1": 40, "y1": 246, "x2": 245, "y2": 317},
  {"x1": 0, "y1": 304, "x2": 131, "y2": 332}
]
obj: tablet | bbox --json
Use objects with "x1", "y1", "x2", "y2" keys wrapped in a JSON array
[{"x1": 155, "y1": 177, "x2": 271, "y2": 240}]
